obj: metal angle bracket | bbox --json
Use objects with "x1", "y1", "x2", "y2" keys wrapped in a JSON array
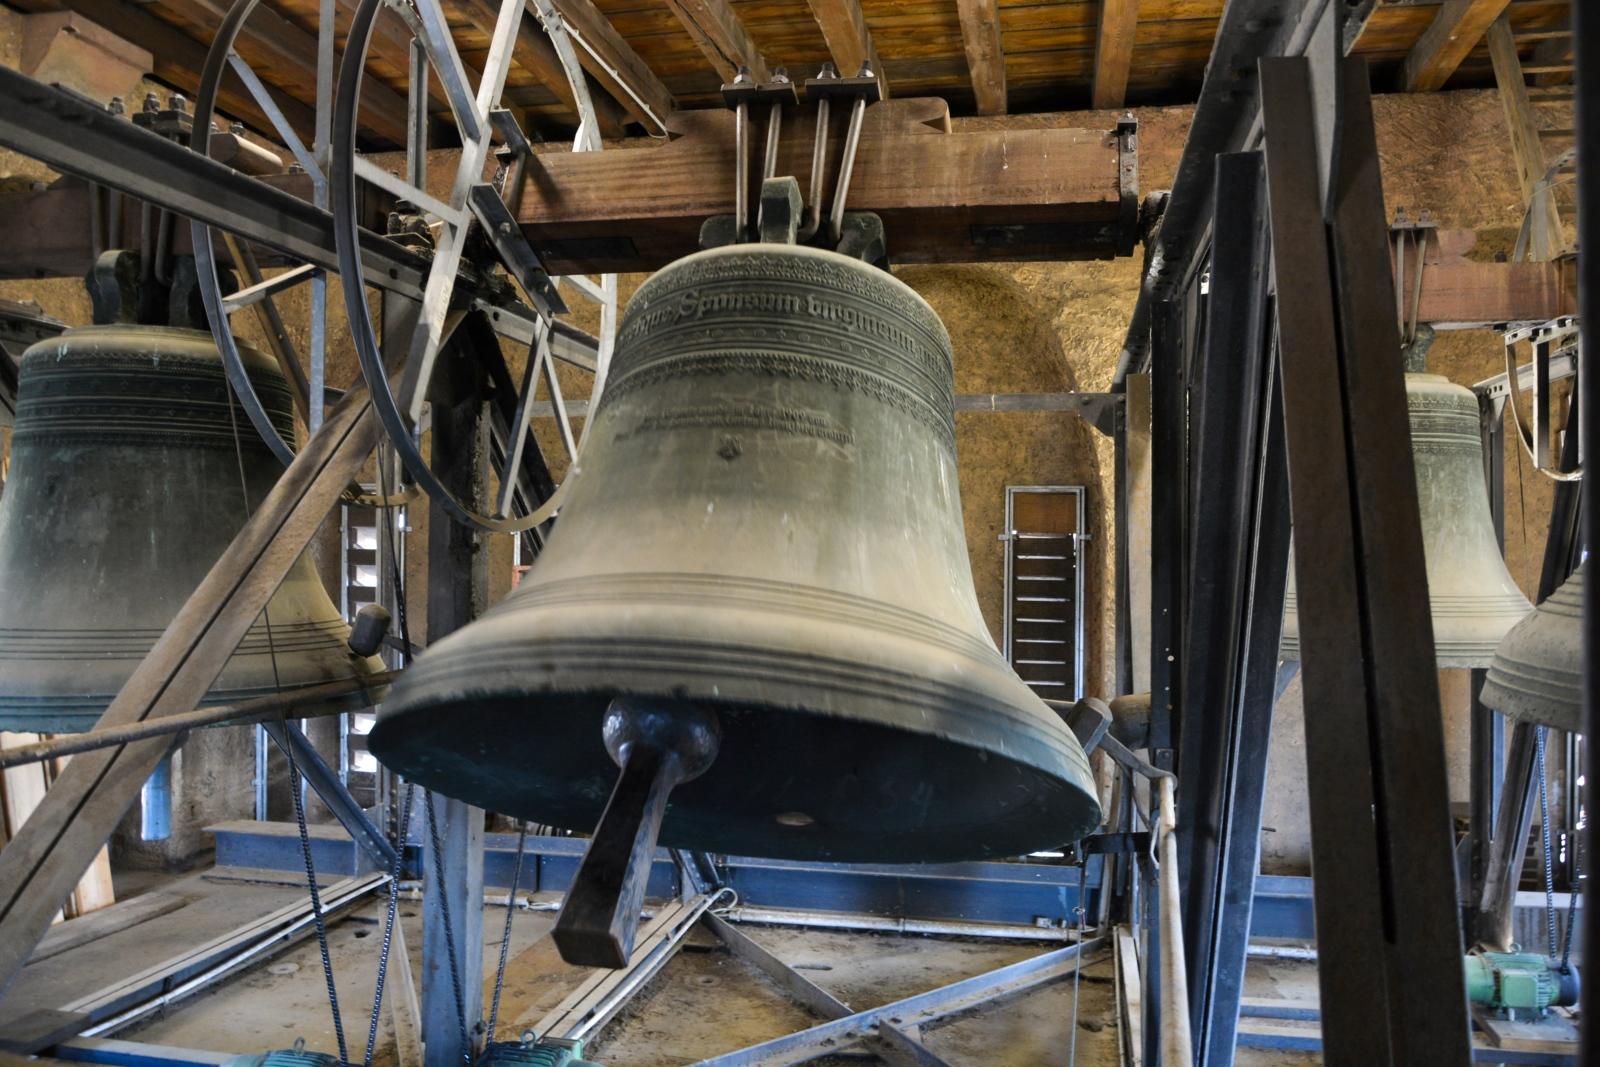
[
  {"x1": 1116, "y1": 116, "x2": 1140, "y2": 257},
  {"x1": 466, "y1": 183, "x2": 569, "y2": 322}
]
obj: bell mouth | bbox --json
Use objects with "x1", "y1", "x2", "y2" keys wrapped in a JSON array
[{"x1": 369, "y1": 689, "x2": 1100, "y2": 863}]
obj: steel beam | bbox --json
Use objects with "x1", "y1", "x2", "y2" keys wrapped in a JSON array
[
  {"x1": 703, "y1": 914, "x2": 947, "y2": 1067},
  {"x1": 698, "y1": 938, "x2": 1103, "y2": 1066},
  {"x1": 1261, "y1": 51, "x2": 1471, "y2": 1066},
  {"x1": 261, "y1": 721, "x2": 399, "y2": 870},
  {"x1": 1177, "y1": 148, "x2": 1291, "y2": 1067},
  {"x1": 1576, "y1": 4, "x2": 1598, "y2": 1055},
  {"x1": 0, "y1": 67, "x2": 597, "y2": 367},
  {"x1": 1116, "y1": 0, "x2": 1337, "y2": 382},
  {"x1": 419, "y1": 336, "x2": 490, "y2": 1066}
]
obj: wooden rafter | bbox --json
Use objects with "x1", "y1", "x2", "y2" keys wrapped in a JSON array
[
  {"x1": 805, "y1": 0, "x2": 889, "y2": 97},
  {"x1": 955, "y1": 0, "x2": 1005, "y2": 115},
  {"x1": 1402, "y1": 0, "x2": 1512, "y2": 92},
  {"x1": 1091, "y1": 0, "x2": 1138, "y2": 110},
  {"x1": 661, "y1": 0, "x2": 768, "y2": 83},
  {"x1": 547, "y1": 0, "x2": 675, "y2": 132},
  {"x1": 1485, "y1": 15, "x2": 1564, "y2": 259}
]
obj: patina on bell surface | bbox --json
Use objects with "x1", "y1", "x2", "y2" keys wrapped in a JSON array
[
  {"x1": 0, "y1": 326, "x2": 379, "y2": 732},
  {"x1": 1282, "y1": 373, "x2": 1532, "y2": 668},
  {"x1": 373, "y1": 244, "x2": 1102, "y2": 862},
  {"x1": 1480, "y1": 571, "x2": 1583, "y2": 733}
]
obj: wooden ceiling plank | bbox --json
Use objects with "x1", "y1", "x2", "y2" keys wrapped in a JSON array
[
  {"x1": 158, "y1": 0, "x2": 412, "y2": 142},
  {"x1": 956, "y1": 0, "x2": 1006, "y2": 114},
  {"x1": 805, "y1": 0, "x2": 890, "y2": 96},
  {"x1": 547, "y1": 0, "x2": 675, "y2": 130},
  {"x1": 1401, "y1": 0, "x2": 1512, "y2": 92},
  {"x1": 1091, "y1": 0, "x2": 1137, "y2": 110},
  {"x1": 660, "y1": 0, "x2": 769, "y2": 82}
]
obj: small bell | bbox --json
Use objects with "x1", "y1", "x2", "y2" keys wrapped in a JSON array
[{"x1": 1480, "y1": 571, "x2": 1584, "y2": 733}]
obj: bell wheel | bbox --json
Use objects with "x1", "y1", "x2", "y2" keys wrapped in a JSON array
[{"x1": 330, "y1": 0, "x2": 619, "y2": 536}]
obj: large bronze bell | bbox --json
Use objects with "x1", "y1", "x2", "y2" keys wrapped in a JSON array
[
  {"x1": 1480, "y1": 571, "x2": 1583, "y2": 733},
  {"x1": 0, "y1": 326, "x2": 377, "y2": 732},
  {"x1": 1282, "y1": 373, "x2": 1532, "y2": 667},
  {"x1": 373, "y1": 246, "x2": 1102, "y2": 871}
]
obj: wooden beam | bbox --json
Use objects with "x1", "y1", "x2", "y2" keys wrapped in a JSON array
[
  {"x1": 458, "y1": 0, "x2": 628, "y2": 139},
  {"x1": 1406, "y1": 228, "x2": 1574, "y2": 325},
  {"x1": 1092, "y1": 0, "x2": 1138, "y2": 110},
  {"x1": 956, "y1": 0, "x2": 1006, "y2": 115},
  {"x1": 1402, "y1": 0, "x2": 1512, "y2": 92},
  {"x1": 1530, "y1": 32, "x2": 1573, "y2": 86},
  {"x1": 515, "y1": 99, "x2": 1134, "y2": 271},
  {"x1": 6, "y1": 0, "x2": 323, "y2": 143},
  {"x1": 661, "y1": 0, "x2": 768, "y2": 83},
  {"x1": 548, "y1": 0, "x2": 675, "y2": 132},
  {"x1": 1485, "y1": 16, "x2": 1565, "y2": 259},
  {"x1": 805, "y1": 0, "x2": 889, "y2": 97}
]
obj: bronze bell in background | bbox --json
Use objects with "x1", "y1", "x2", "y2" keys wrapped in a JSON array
[
  {"x1": 1480, "y1": 571, "x2": 1584, "y2": 733},
  {"x1": 373, "y1": 245, "x2": 1102, "y2": 964},
  {"x1": 0, "y1": 326, "x2": 379, "y2": 733},
  {"x1": 1282, "y1": 373, "x2": 1532, "y2": 668}
]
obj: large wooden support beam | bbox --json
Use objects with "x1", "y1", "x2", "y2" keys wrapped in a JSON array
[
  {"x1": 805, "y1": 0, "x2": 888, "y2": 94},
  {"x1": 4, "y1": 0, "x2": 320, "y2": 142},
  {"x1": 956, "y1": 0, "x2": 1006, "y2": 115},
  {"x1": 548, "y1": 0, "x2": 674, "y2": 133},
  {"x1": 661, "y1": 0, "x2": 768, "y2": 82},
  {"x1": 1092, "y1": 0, "x2": 1138, "y2": 110},
  {"x1": 1402, "y1": 227, "x2": 1576, "y2": 325},
  {"x1": 517, "y1": 99, "x2": 1130, "y2": 271},
  {"x1": 1403, "y1": 0, "x2": 1512, "y2": 92}
]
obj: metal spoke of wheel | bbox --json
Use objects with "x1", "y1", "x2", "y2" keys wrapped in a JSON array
[
  {"x1": 495, "y1": 331, "x2": 552, "y2": 519},
  {"x1": 222, "y1": 262, "x2": 320, "y2": 314},
  {"x1": 227, "y1": 51, "x2": 320, "y2": 182},
  {"x1": 191, "y1": 0, "x2": 308, "y2": 467},
  {"x1": 330, "y1": 0, "x2": 617, "y2": 536}
]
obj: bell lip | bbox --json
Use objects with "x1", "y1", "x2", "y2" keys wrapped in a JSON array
[
  {"x1": 19, "y1": 323, "x2": 278, "y2": 377},
  {"x1": 370, "y1": 684, "x2": 1102, "y2": 863},
  {"x1": 372, "y1": 578, "x2": 1102, "y2": 861}
]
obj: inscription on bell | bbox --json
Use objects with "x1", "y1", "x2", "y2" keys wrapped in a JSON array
[
  {"x1": 621, "y1": 403, "x2": 854, "y2": 448},
  {"x1": 623, "y1": 287, "x2": 924, "y2": 359}
]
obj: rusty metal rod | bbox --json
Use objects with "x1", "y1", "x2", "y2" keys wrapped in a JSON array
[{"x1": 0, "y1": 671, "x2": 398, "y2": 770}]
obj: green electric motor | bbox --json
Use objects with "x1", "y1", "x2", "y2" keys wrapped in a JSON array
[
  {"x1": 222, "y1": 1041, "x2": 341, "y2": 1067},
  {"x1": 1464, "y1": 952, "x2": 1580, "y2": 1018},
  {"x1": 479, "y1": 1035, "x2": 602, "y2": 1067}
]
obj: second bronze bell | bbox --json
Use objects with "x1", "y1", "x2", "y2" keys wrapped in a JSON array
[{"x1": 0, "y1": 326, "x2": 380, "y2": 732}]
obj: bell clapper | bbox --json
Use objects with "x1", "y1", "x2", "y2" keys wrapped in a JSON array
[{"x1": 552, "y1": 701, "x2": 721, "y2": 968}]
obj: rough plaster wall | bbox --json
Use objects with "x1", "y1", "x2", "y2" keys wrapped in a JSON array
[{"x1": 0, "y1": 59, "x2": 1567, "y2": 873}]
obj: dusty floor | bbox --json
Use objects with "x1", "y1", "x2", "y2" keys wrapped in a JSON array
[{"x1": 8, "y1": 867, "x2": 1320, "y2": 1065}]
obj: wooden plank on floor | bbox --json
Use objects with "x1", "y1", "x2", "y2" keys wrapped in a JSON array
[{"x1": 26, "y1": 892, "x2": 187, "y2": 965}]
